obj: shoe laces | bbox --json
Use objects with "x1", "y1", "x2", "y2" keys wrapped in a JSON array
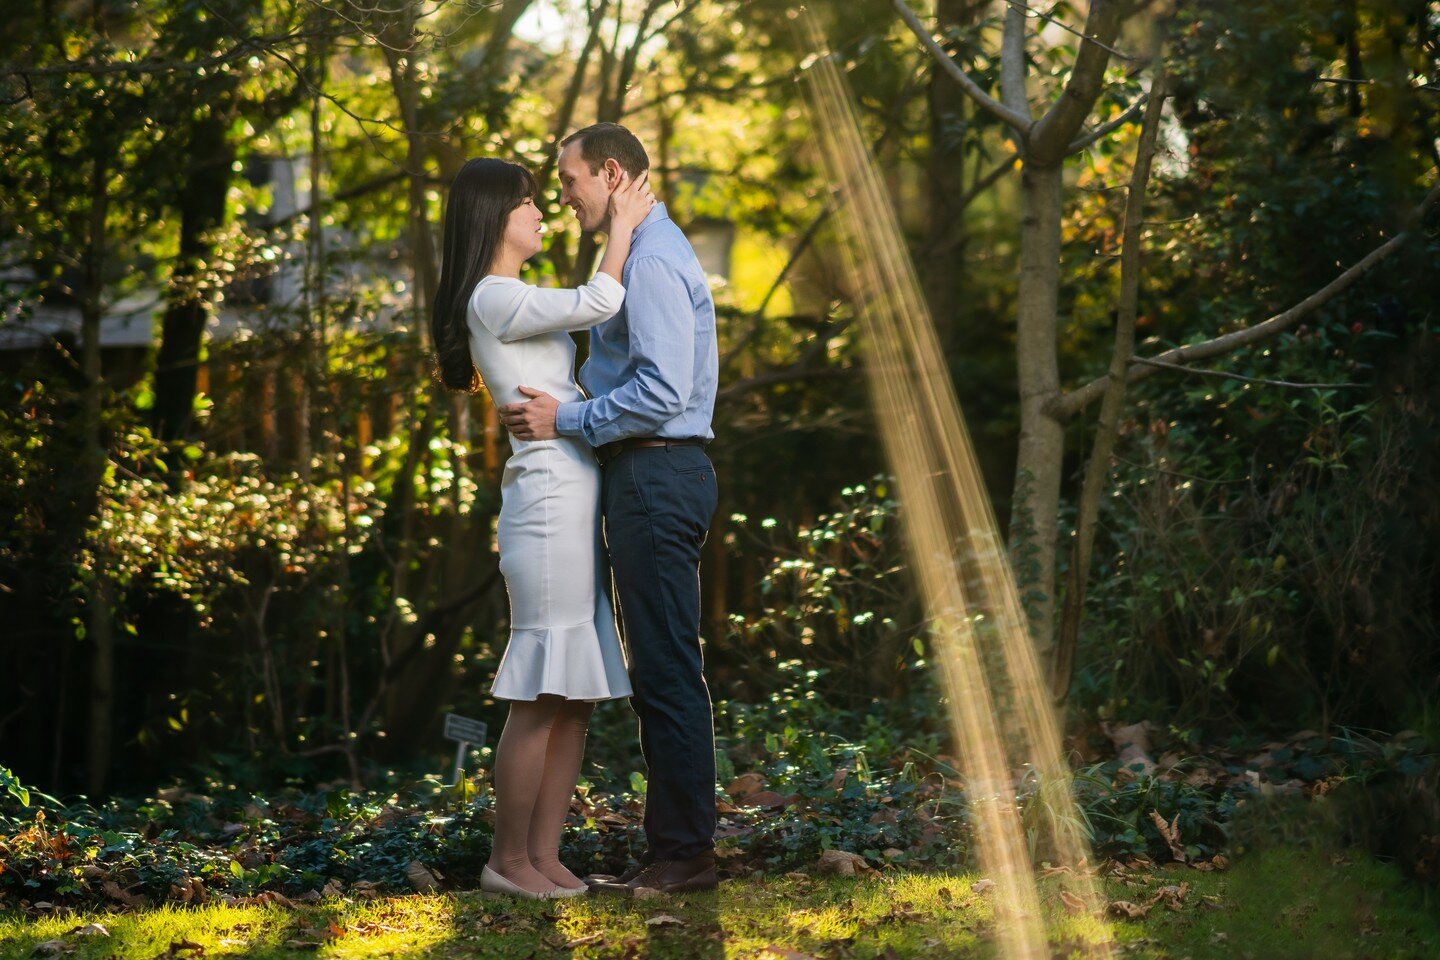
[{"x1": 632, "y1": 859, "x2": 674, "y2": 885}]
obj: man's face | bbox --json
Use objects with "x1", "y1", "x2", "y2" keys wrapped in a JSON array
[{"x1": 558, "y1": 141, "x2": 619, "y2": 233}]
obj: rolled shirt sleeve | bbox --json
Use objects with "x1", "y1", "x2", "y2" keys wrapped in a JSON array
[
  {"x1": 472, "y1": 272, "x2": 625, "y2": 343},
  {"x1": 555, "y1": 256, "x2": 694, "y2": 446}
]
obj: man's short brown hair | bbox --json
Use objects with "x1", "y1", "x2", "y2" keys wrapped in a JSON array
[{"x1": 561, "y1": 122, "x2": 649, "y2": 178}]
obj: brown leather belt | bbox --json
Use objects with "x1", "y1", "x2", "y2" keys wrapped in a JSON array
[{"x1": 595, "y1": 436, "x2": 707, "y2": 466}]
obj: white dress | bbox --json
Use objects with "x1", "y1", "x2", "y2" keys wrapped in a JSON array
[{"x1": 467, "y1": 272, "x2": 633, "y2": 702}]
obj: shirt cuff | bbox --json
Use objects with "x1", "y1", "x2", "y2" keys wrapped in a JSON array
[{"x1": 555, "y1": 400, "x2": 587, "y2": 441}]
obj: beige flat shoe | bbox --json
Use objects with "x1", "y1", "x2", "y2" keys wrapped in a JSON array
[
  {"x1": 549, "y1": 884, "x2": 589, "y2": 898},
  {"x1": 479, "y1": 865, "x2": 556, "y2": 900}
]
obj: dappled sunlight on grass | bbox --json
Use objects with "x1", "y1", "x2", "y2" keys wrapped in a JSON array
[{"x1": 3, "y1": 850, "x2": 1437, "y2": 959}]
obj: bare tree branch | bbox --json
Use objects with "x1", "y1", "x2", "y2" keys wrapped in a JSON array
[
  {"x1": 1067, "y1": 91, "x2": 1150, "y2": 152},
  {"x1": 1003, "y1": 0, "x2": 1138, "y2": 61},
  {"x1": 719, "y1": 205, "x2": 837, "y2": 373},
  {"x1": 627, "y1": 76, "x2": 789, "y2": 113},
  {"x1": 1052, "y1": 64, "x2": 1168, "y2": 702},
  {"x1": 0, "y1": 31, "x2": 324, "y2": 77},
  {"x1": 534, "y1": 0, "x2": 609, "y2": 188},
  {"x1": 1130, "y1": 356, "x2": 1366, "y2": 389},
  {"x1": 1000, "y1": 0, "x2": 1033, "y2": 128},
  {"x1": 1315, "y1": 74, "x2": 1440, "y2": 94},
  {"x1": 957, "y1": 150, "x2": 1020, "y2": 207},
  {"x1": 1051, "y1": 175, "x2": 1440, "y2": 420},
  {"x1": 890, "y1": 0, "x2": 1035, "y2": 134},
  {"x1": 1027, "y1": 0, "x2": 1131, "y2": 160}
]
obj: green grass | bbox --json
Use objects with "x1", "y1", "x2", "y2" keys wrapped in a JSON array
[{"x1": 2, "y1": 849, "x2": 1435, "y2": 959}]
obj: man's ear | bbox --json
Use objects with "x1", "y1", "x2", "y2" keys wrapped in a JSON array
[{"x1": 603, "y1": 158, "x2": 623, "y2": 189}]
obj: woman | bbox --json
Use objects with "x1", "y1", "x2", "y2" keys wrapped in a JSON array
[{"x1": 430, "y1": 157, "x2": 655, "y2": 899}]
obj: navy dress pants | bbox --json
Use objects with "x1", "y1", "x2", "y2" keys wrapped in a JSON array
[{"x1": 601, "y1": 443, "x2": 719, "y2": 862}]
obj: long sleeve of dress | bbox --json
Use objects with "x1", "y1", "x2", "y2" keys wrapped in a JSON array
[{"x1": 471, "y1": 272, "x2": 625, "y2": 343}]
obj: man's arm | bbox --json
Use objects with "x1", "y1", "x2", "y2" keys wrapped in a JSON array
[{"x1": 554, "y1": 256, "x2": 695, "y2": 447}]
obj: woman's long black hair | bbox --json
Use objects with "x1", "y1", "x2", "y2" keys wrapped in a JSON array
[{"x1": 431, "y1": 158, "x2": 538, "y2": 392}]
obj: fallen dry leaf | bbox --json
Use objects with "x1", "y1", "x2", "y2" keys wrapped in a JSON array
[
  {"x1": 101, "y1": 879, "x2": 146, "y2": 908},
  {"x1": 65, "y1": 924, "x2": 109, "y2": 938},
  {"x1": 168, "y1": 877, "x2": 207, "y2": 904},
  {"x1": 406, "y1": 860, "x2": 441, "y2": 893},
  {"x1": 645, "y1": 914, "x2": 684, "y2": 927},
  {"x1": 725, "y1": 773, "x2": 766, "y2": 799},
  {"x1": 1108, "y1": 900, "x2": 1150, "y2": 920},
  {"x1": 816, "y1": 849, "x2": 876, "y2": 877},
  {"x1": 1059, "y1": 890, "x2": 1088, "y2": 916},
  {"x1": 250, "y1": 890, "x2": 295, "y2": 908},
  {"x1": 1148, "y1": 811, "x2": 1186, "y2": 862},
  {"x1": 565, "y1": 932, "x2": 604, "y2": 948},
  {"x1": 1147, "y1": 881, "x2": 1189, "y2": 913},
  {"x1": 971, "y1": 879, "x2": 996, "y2": 895},
  {"x1": 349, "y1": 880, "x2": 382, "y2": 899}
]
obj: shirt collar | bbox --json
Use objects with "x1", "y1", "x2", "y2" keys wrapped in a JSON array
[{"x1": 632, "y1": 201, "x2": 670, "y2": 241}]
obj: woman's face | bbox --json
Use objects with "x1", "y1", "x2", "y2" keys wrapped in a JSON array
[{"x1": 500, "y1": 195, "x2": 545, "y2": 262}]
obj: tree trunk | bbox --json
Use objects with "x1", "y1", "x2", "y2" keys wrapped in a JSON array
[
  {"x1": 152, "y1": 112, "x2": 234, "y2": 448},
  {"x1": 1008, "y1": 162, "x2": 1066, "y2": 657},
  {"x1": 79, "y1": 145, "x2": 114, "y2": 797},
  {"x1": 922, "y1": 0, "x2": 980, "y2": 343}
]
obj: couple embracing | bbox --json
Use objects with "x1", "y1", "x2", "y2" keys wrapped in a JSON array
[{"x1": 430, "y1": 123, "x2": 721, "y2": 900}]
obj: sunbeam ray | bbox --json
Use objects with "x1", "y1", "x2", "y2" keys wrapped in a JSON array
[{"x1": 792, "y1": 7, "x2": 1115, "y2": 957}]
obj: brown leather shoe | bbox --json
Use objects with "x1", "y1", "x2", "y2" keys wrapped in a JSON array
[
  {"x1": 593, "y1": 852, "x2": 718, "y2": 895},
  {"x1": 584, "y1": 858, "x2": 649, "y2": 887}
]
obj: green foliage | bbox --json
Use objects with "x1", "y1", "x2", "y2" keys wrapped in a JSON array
[
  {"x1": 725, "y1": 479, "x2": 930, "y2": 707},
  {"x1": 1066, "y1": 0, "x2": 1440, "y2": 734}
]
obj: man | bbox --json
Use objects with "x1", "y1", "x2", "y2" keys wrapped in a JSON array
[{"x1": 498, "y1": 122, "x2": 721, "y2": 895}]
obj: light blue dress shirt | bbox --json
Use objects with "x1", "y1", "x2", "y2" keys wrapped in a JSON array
[{"x1": 555, "y1": 203, "x2": 719, "y2": 447}]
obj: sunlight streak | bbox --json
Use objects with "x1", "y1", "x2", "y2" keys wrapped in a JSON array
[{"x1": 794, "y1": 8, "x2": 1115, "y2": 958}]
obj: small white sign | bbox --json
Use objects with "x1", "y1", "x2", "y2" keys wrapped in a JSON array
[{"x1": 443, "y1": 714, "x2": 488, "y2": 744}]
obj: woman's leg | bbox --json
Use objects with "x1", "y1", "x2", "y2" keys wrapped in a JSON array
[
  {"x1": 527, "y1": 698, "x2": 596, "y2": 888},
  {"x1": 486, "y1": 695, "x2": 564, "y2": 893}
]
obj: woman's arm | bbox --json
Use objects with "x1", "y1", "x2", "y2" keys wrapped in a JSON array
[
  {"x1": 471, "y1": 275, "x2": 626, "y2": 343},
  {"x1": 471, "y1": 171, "x2": 657, "y2": 343}
]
